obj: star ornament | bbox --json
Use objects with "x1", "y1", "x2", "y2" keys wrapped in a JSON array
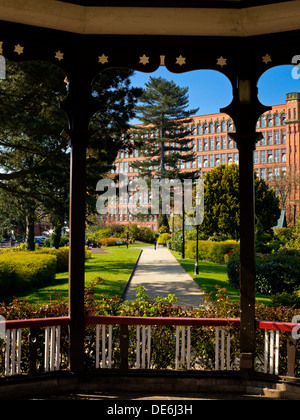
[
  {"x1": 139, "y1": 54, "x2": 149, "y2": 65},
  {"x1": 14, "y1": 44, "x2": 24, "y2": 55},
  {"x1": 55, "y1": 51, "x2": 64, "y2": 61},
  {"x1": 176, "y1": 55, "x2": 186, "y2": 66},
  {"x1": 262, "y1": 53, "x2": 272, "y2": 65},
  {"x1": 217, "y1": 56, "x2": 227, "y2": 67},
  {"x1": 98, "y1": 53, "x2": 108, "y2": 64}
]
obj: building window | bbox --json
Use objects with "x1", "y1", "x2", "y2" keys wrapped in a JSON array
[
  {"x1": 221, "y1": 136, "x2": 227, "y2": 149},
  {"x1": 267, "y1": 132, "x2": 272, "y2": 145},
  {"x1": 197, "y1": 124, "x2": 202, "y2": 135},
  {"x1": 267, "y1": 168, "x2": 273, "y2": 180},
  {"x1": 203, "y1": 155, "x2": 208, "y2": 167},
  {"x1": 221, "y1": 153, "x2": 226, "y2": 164},
  {"x1": 191, "y1": 124, "x2": 196, "y2": 135},
  {"x1": 281, "y1": 166, "x2": 286, "y2": 178},
  {"x1": 274, "y1": 167, "x2": 280, "y2": 180},
  {"x1": 274, "y1": 113, "x2": 280, "y2": 126},
  {"x1": 274, "y1": 130, "x2": 280, "y2": 144},
  {"x1": 215, "y1": 121, "x2": 220, "y2": 132},
  {"x1": 267, "y1": 114, "x2": 273, "y2": 127},
  {"x1": 261, "y1": 115, "x2": 266, "y2": 127},
  {"x1": 228, "y1": 120, "x2": 233, "y2": 131},
  {"x1": 215, "y1": 154, "x2": 220, "y2": 166},
  {"x1": 281, "y1": 148, "x2": 286, "y2": 162},
  {"x1": 209, "y1": 122, "x2": 214, "y2": 133},
  {"x1": 197, "y1": 156, "x2": 202, "y2": 167},
  {"x1": 228, "y1": 139, "x2": 233, "y2": 148},
  {"x1": 203, "y1": 123, "x2": 208, "y2": 133},
  {"x1": 260, "y1": 150, "x2": 266, "y2": 163},
  {"x1": 227, "y1": 153, "x2": 232, "y2": 164},
  {"x1": 281, "y1": 130, "x2": 286, "y2": 144},
  {"x1": 203, "y1": 138, "x2": 208, "y2": 151},
  {"x1": 215, "y1": 137, "x2": 220, "y2": 150},
  {"x1": 221, "y1": 121, "x2": 226, "y2": 132},
  {"x1": 254, "y1": 150, "x2": 258, "y2": 164},
  {"x1": 209, "y1": 137, "x2": 214, "y2": 150},
  {"x1": 274, "y1": 149, "x2": 280, "y2": 162},
  {"x1": 209, "y1": 155, "x2": 214, "y2": 167},
  {"x1": 260, "y1": 132, "x2": 266, "y2": 146},
  {"x1": 197, "y1": 138, "x2": 202, "y2": 151},
  {"x1": 260, "y1": 168, "x2": 266, "y2": 179},
  {"x1": 267, "y1": 150, "x2": 273, "y2": 163},
  {"x1": 281, "y1": 113, "x2": 286, "y2": 125},
  {"x1": 234, "y1": 152, "x2": 239, "y2": 164}
]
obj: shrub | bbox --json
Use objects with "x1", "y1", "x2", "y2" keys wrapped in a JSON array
[
  {"x1": 185, "y1": 239, "x2": 239, "y2": 264},
  {"x1": 157, "y1": 233, "x2": 172, "y2": 246},
  {"x1": 99, "y1": 237, "x2": 124, "y2": 247},
  {"x1": 158, "y1": 225, "x2": 169, "y2": 234},
  {"x1": 227, "y1": 251, "x2": 300, "y2": 295},
  {"x1": 271, "y1": 290, "x2": 300, "y2": 308},
  {"x1": 35, "y1": 247, "x2": 69, "y2": 272},
  {"x1": 0, "y1": 252, "x2": 57, "y2": 296}
]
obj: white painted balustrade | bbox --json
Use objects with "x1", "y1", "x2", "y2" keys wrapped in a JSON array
[
  {"x1": 3, "y1": 325, "x2": 61, "y2": 376},
  {"x1": 94, "y1": 323, "x2": 232, "y2": 371},
  {"x1": 1, "y1": 317, "x2": 296, "y2": 378},
  {"x1": 264, "y1": 329, "x2": 280, "y2": 375}
]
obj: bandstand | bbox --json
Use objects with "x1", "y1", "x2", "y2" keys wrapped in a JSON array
[{"x1": 0, "y1": 0, "x2": 300, "y2": 399}]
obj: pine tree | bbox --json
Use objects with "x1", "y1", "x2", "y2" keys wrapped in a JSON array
[{"x1": 130, "y1": 77, "x2": 199, "y2": 228}]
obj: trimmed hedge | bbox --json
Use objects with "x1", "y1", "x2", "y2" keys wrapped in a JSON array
[
  {"x1": 185, "y1": 239, "x2": 240, "y2": 264},
  {"x1": 0, "y1": 247, "x2": 92, "y2": 297},
  {"x1": 0, "y1": 252, "x2": 57, "y2": 296},
  {"x1": 99, "y1": 237, "x2": 125, "y2": 247},
  {"x1": 35, "y1": 247, "x2": 69, "y2": 272}
]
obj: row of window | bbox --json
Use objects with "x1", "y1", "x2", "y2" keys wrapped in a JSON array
[
  {"x1": 259, "y1": 167, "x2": 286, "y2": 181},
  {"x1": 257, "y1": 112, "x2": 286, "y2": 128},
  {"x1": 118, "y1": 129, "x2": 287, "y2": 160},
  {"x1": 254, "y1": 149, "x2": 286, "y2": 164},
  {"x1": 258, "y1": 130, "x2": 286, "y2": 146},
  {"x1": 115, "y1": 148, "x2": 286, "y2": 173}
]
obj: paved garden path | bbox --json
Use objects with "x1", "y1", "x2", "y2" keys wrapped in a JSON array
[{"x1": 123, "y1": 246, "x2": 205, "y2": 308}]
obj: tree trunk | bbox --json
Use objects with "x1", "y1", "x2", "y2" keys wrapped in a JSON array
[{"x1": 26, "y1": 210, "x2": 35, "y2": 251}]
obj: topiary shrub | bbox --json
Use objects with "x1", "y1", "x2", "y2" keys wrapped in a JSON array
[{"x1": 157, "y1": 233, "x2": 172, "y2": 246}]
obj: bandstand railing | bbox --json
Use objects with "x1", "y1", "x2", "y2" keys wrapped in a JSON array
[{"x1": 0, "y1": 316, "x2": 298, "y2": 378}]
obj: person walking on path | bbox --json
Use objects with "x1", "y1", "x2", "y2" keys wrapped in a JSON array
[{"x1": 123, "y1": 246, "x2": 205, "y2": 308}]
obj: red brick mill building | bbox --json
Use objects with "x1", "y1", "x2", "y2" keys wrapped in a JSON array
[{"x1": 108, "y1": 92, "x2": 300, "y2": 230}]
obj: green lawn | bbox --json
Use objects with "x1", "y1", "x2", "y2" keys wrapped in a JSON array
[
  {"x1": 171, "y1": 251, "x2": 271, "y2": 306},
  {"x1": 19, "y1": 247, "x2": 142, "y2": 305}
]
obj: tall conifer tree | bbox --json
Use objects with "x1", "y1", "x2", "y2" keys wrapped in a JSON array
[{"x1": 130, "y1": 77, "x2": 199, "y2": 228}]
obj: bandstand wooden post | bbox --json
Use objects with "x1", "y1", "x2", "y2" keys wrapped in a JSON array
[{"x1": 60, "y1": 54, "x2": 95, "y2": 372}]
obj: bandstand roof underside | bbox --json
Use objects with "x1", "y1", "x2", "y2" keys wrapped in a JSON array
[{"x1": 0, "y1": 0, "x2": 300, "y2": 37}]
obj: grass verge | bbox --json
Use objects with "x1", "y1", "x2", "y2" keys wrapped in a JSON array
[
  {"x1": 17, "y1": 247, "x2": 141, "y2": 305},
  {"x1": 171, "y1": 251, "x2": 271, "y2": 306}
]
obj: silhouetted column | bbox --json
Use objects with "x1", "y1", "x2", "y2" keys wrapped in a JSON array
[
  {"x1": 60, "y1": 56, "x2": 94, "y2": 373},
  {"x1": 230, "y1": 131, "x2": 262, "y2": 375}
]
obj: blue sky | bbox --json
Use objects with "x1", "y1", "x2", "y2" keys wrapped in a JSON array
[{"x1": 130, "y1": 64, "x2": 300, "y2": 122}]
